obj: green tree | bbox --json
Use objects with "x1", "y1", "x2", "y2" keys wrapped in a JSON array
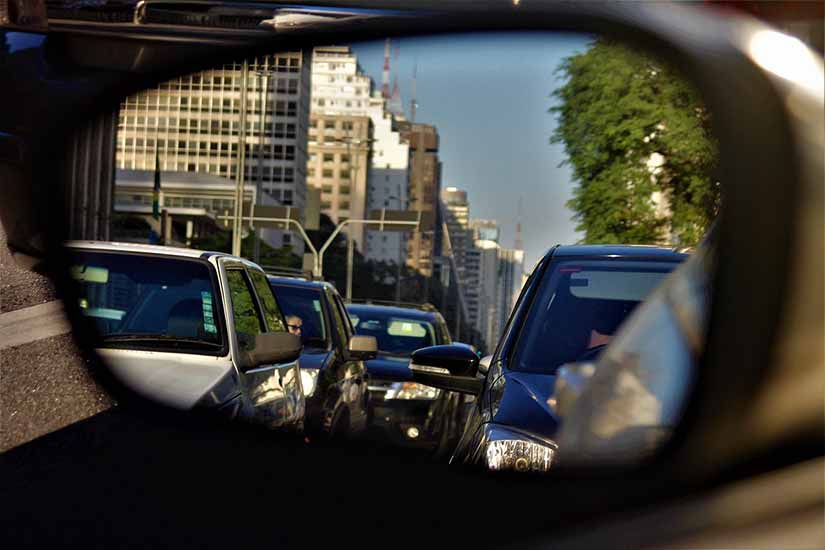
[{"x1": 551, "y1": 38, "x2": 720, "y2": 246}]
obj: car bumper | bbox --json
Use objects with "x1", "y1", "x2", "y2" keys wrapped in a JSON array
[{"x1": 369, "y1": 398, "x2": 437, "y2": 448}]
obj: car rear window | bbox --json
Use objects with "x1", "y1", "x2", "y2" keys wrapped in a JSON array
[
  {"x1": 68, "y1": 250, "x2": 224, "y2": 353},
  {"x1": 511, "y1": 259, "x2": 681, "y2": 374}
]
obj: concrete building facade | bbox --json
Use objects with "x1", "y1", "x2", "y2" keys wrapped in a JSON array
[
  {"x1": 115, "y1": 52, "x2": 312, "y2": 251},
  {"x1": 398, "y1": 120, "x2": 441, "y2": 277}
]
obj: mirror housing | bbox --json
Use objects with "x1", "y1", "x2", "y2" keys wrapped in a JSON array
[
  {"x1": 478, "y1": 354, "x2": 493, "y2": 376},
  {"x1": 238, "y1": 332, "x2": 302, "y2": 373},
  {"x1": 409, "y1": 344, "x2": 483, "y2": 395},
  {"x1": 348, "y1": 335, "x2": 378, "y2": 360},
  {"x1": 547, "y1": 362, "x2": 597, "y2": 419}
]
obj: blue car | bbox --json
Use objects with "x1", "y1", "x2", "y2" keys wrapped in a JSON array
[
  {"x1": 408, "y1": 245, "x2": 687, "y2": 471},
  {"x1": 345, "y1": 303, "x2": 463, "y2": 451},
  {"x1": 268, "y1": 277, "x2": 376, "y2": 440}
]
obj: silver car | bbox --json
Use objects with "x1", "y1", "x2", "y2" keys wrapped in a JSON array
[{"x1": 66, "y1": 241, "x2": 305, "y2": 430}]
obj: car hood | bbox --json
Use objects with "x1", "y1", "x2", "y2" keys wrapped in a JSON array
[
  {"x1": 492, "y1": 370, "x2": 560, "y2": 441},
  {"x1": 364, "y1": 353, "x2": 412, "y2": 382},
  {"x1": 299, "y1": 348, "x2": 333, "y2": 370}
]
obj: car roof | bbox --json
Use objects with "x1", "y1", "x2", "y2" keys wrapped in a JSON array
[
  {"x1": 550, "y1": 244, "x2": 689, "y2": 261},
  {"x1": 267, "y1": 275, "x2": 337, "y2": 292},
  {"x1": 346, "y1": 303, "x2": 440, "y2": 321},
  {"x1": 65, "y1": 240, "x2": 235, "y2": 260}
]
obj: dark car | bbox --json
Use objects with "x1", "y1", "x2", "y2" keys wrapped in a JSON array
[
  {"x1": 268, "y1": 277, "x2": 376, "y2": 440},
  {"x1": 345, "y1": 302, "x2": 467, "y2": 451},
  {"x1": 409, "y1": 245, "x2": 687, "y2": 471}
]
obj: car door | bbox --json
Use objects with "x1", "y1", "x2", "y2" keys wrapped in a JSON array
[
  {"x1": 328, "y1": 289, "x2": 369, "y2": 432},
  {"x1": 220, "y1": 260, "x2": 294, "y2": 428},
  {"x1": 246, "y1": 267, "x2": 305, "y2": 428}
]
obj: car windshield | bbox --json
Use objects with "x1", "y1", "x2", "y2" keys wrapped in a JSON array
[
  {"x1": 511, "y1": 259, "x2": 681, "y2": 374},
  {"x1": 269, "y1": 284, "x2": 329, "y2": 349},
  {"x1": 348, "y1": 309, "x2": 436, "y2": 356},
  {"x1": 68, "y1": 250, "x2": 224, "y2": 352}
]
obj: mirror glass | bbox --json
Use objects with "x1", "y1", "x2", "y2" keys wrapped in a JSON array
[{"x1": 47, "y1": 31, "x2": 720, "y2": 473}]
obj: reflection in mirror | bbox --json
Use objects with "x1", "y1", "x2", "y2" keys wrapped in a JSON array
[{"x1": 62, "y1": 31, "x2": 720, "y2": 473}]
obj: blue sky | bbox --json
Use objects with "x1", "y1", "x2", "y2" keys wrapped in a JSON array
[{"x1": 353, "y1": 32, "x2": 591, "y2": 268}]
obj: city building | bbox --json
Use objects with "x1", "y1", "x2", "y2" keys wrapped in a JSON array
[
  {"x1": 115, "y1": 51, "x2": 312, "y2": 251},
  {"x1": 365, "y1": 91, "x2": 410, "y2": 265},
  {"x1": 308, "y1": 46, "x2": 379, "y2": 251},
  {"x1": 465, "y1": 238, "x2": 501, "y2": 353},
  {"x1": 309, "y1": 46, "x2": 373, "y2": 115},
  {"x1": 470, "y1": 219, "x2": 501, "y2": 244},
  {"x1": 497, "y1": 247, "x2": 525, "y2": 339},
  {"x1": 309, "y1": 45, "x2": 413, "y2": 261},
  {"x1": 306, "y1": 113, "x2": 372, "y2": 249},
  {"x1": 441, "y1": 187, "x2": 471, "y2": 279},
  {"x1": 398, "y1": 120, "x2": 441, "y2": 277}
]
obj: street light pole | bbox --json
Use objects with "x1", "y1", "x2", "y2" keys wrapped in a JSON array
[
  {"x1": 253, "y1": 67, "x2": 272, "y2": 264},
  {"x1": 232, "y1": 59, "x2": 250, "y2": 257}
]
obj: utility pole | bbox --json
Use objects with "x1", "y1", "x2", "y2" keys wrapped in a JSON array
[{"x1": 232, "y1": 59, "x2": 250, "y2": 257}]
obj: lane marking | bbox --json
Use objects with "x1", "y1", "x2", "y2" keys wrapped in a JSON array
[{"x1": 0, "y1": 301, "x2": 72, "y2": 351}]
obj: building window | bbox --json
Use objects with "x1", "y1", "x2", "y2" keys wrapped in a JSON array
[
  {"x1": 339, "y1": 185, "x2": 351, "y2": 195},
  {"x1": 323, "y1": 153, "x2": 334, "y2": 163},
  {"x1": 322, "y1": 169, "x2": 333, "y2": 178},
  {"x1": 339, "y1": 170, "x2": 351, "y2": 179}
]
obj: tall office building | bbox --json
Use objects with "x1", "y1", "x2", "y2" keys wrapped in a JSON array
[
  {"x1": 398, "y1": 120, "x2": 441, "y2": 277},
  {"x1": 309, "y1": 45, "x2": 411, "y2": 259},
  {"x1": 497, "y1": 247, "x2": 525, "y2": 340},
  {"x1": 116, "y1": 52, "x2": 312, "y2": 251},
  {"x1": 308, "y1": 46, "x2": 376, "y2": 251},
  {"x1": 470, "y1": 219, "x2": 501, "y2": 244},
  {"x1": 365, "y1": 91, "x2": 410, "y2": 265},
  {"x1": 441, "y1": 187, "x2": 471, "y2": 278},
  {"x1": 465, "y1": 238, "x2": 501, "y2": 353},
  {"x1": 306, "y1": 113, "x2": 372, "y2": 249}
]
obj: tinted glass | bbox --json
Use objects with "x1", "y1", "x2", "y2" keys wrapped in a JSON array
[
  {"x1": 68, "y1": 250, "x2": 223, "y2": 352},
  {"x1": 349, "y1": 309, "x2": 436, "y2": 356},
  {"x1": 270, "y1": 284, "x2": 328, "y2": 349},
  {"x1": 512, "y1": 259, "x2": 681, "y2": 374},
  {"x1": 226, "y1": 270, "x2": 264, "y2": 346},
  {"x1": 248, "y1": 270, "x2": 286, "y2": 332}
]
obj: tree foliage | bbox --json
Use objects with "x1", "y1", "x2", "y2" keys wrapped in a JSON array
[{"x1": 551, "y1": 38, "x2": 720, "y2": 246}]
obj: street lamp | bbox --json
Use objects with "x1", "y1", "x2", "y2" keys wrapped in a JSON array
[{"x1": 252, "y1": 66, "x2": 275, "y2": 264}]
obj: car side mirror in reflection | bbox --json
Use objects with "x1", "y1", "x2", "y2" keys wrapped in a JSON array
[
  {"x1": 409, "y1": 344, "x2": 483, "y2": 395},
  {"x1": 239, "y1": 332, "x2": 303, "y2": 373},
  {"x1": 547, "y1": 362, "x2": 597, "y2": 419},
  {"x1": 347, "y1": 335, "x2": 377, "y2": 360}
]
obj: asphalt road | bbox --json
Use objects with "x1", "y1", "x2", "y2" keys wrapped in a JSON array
[{"x1": 0, "y1": 227, "x2": 113, "y2": 452}]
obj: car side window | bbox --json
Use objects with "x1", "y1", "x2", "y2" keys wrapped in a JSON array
[
  {"x1": 226, "y1": 269, "x2": 264, "y2": 349},
  {"x1": 333, "y1": 295, "x2": 354, "y2": 339},
  {"x1": 248, "y1": 269, "x2": 287, "y2": 333},
  {"x1": 327, "y1": 291, "x2": 350, "y2": 349}
]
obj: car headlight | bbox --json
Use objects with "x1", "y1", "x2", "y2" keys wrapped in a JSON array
[
  {"x1": 300, "y1": 368, "x2": 319, "y2": 398},
  {"x1": 484, "y1": 426, "x2": 557, "y2": 473},
  {"x1": 384, "y1": 382, "x2": 439, "y2": 400}
]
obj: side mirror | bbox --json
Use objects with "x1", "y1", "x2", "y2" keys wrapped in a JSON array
[
  {"x1": 478, "y1": 354, "x2": 493, "y2": 376},
  {"x1": 348, "y1": 335, "x2": 377, "y2": 360},
  {"x1": 547, "y1": 362, "x2": 597, "y2": 419},
  {"x1": 409, "y1": 344, "x2": 483, "y2": 395},
  {"x1": 239, "y1": 332, "x2": 302, "y2": 373}
]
